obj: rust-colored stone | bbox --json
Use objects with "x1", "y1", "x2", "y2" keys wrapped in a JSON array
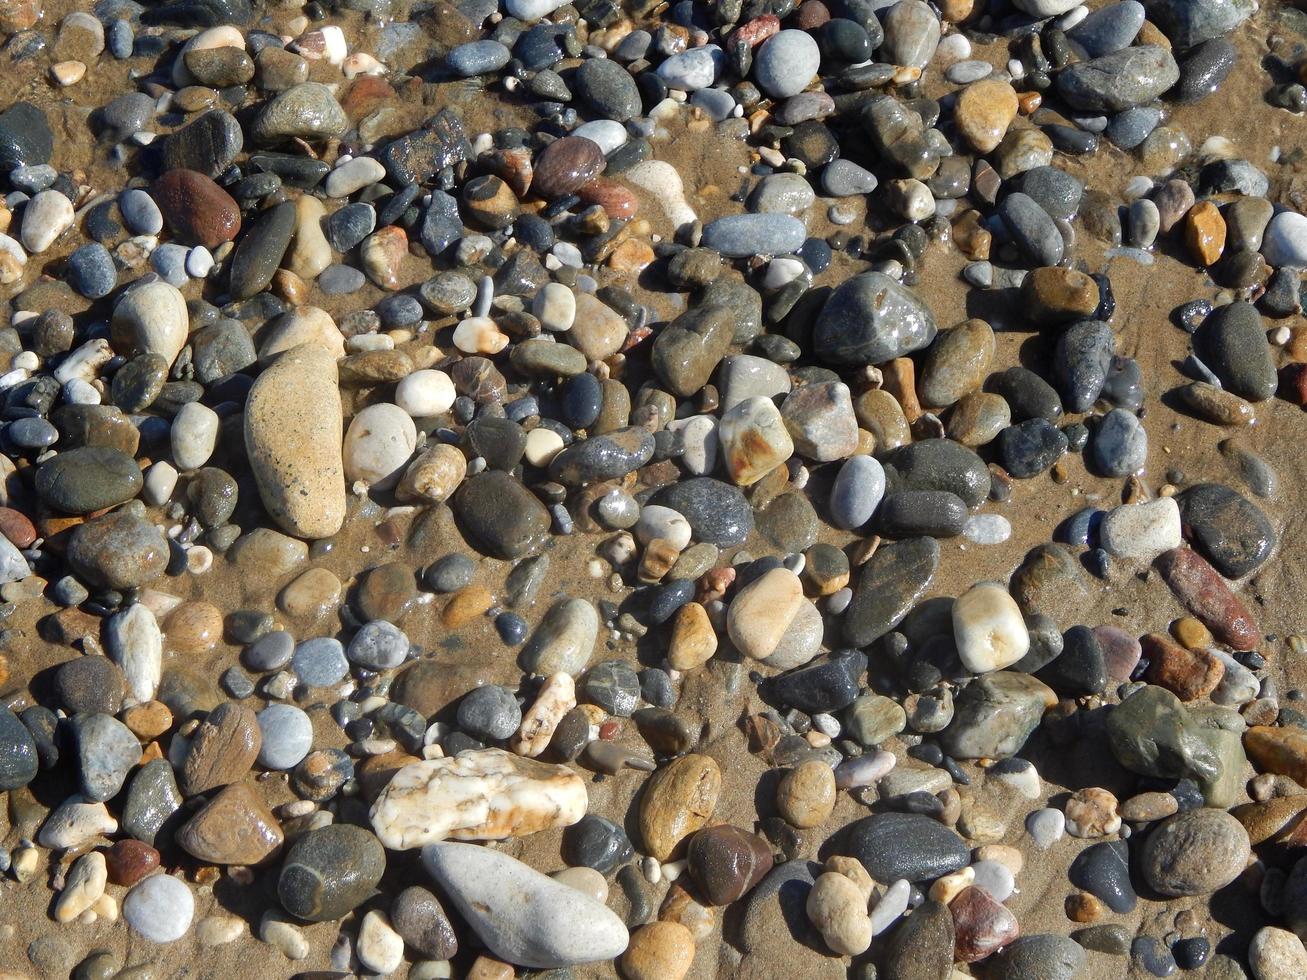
[
  {"x1": 1142, "y1": 632, "x2": 1225, "y2": 702},
  {"x1": 153, "y1": 169, "x2": 241, "y2": 249},
  {"x1": 1154, "y1": 548, "x2": 1261, "y2": 650}
]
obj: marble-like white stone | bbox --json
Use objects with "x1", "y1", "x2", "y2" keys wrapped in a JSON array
[{"x1": 370, "y1": 748, "x2": 587, "y2": 849}]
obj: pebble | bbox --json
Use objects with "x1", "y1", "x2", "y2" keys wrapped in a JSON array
[
  {"x1": 257, "y1": 704, "x2": 313, "y2": 769},
  {"x1": 244, "y1": 344, "x2": 346, "y2": 539},
  {"x1": 754, "y1": 30, "x2": 820, "y2": 99},
  {"x1": 278, "y1": 824, "x2": 386, "y2": 921},
  {"x1": 701, "y1": 214, "x2": 806, "y2": 257},
  {"x1": 123, "y1": 874, "x2": 193, "y2": 943},
  {"x1": 953, "y1": 581, "x2": 1030, "y2": 673},
  {"x1": 842, "y1": 812, "x2": 968, "y2": 883},
  {"x1": 422, "y1": 841, "x2": 629, "y2": 968}
]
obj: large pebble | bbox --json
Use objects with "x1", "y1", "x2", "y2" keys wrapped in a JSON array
[
  {"x1": 422, "y1": 841, "x2": 629, "y2": 968},
  {"x1": 244, "y1": 344, "x2": 346, "y2": 539}
]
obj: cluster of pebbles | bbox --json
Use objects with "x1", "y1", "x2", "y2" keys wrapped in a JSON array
[{"x1": 7, "y1": 0, "x2": 1307, "y2": 976}]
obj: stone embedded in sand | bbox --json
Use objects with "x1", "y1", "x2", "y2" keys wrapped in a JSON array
[
  {"x1": 244, "y1": 343, "x2": 346, "y2": 540},
  {"x1": 637, "y1": 753, "x2": 722, "y2": 861},
  {"x1": 369, "y1": 748, "x2": 587, "y2": 850},
  {"x1": 952, "y1": 581, "x2": 1030, "y2": 674},
  {"x1": 422, "y1": 840, "x2": 629, "y2": 969}
]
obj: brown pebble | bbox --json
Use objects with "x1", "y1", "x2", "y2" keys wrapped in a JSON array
[
  {"x1": 165, "y1": 601, "x2": 224, "y2": 654},
  {"x1": 105, "y1": 839, "x2": 161, "y2": 886},
  {"x1": 1065, "y1": 892, "x2": 1105, "y2": 923},
  {"x1": 1142, "y1": 632, "x2": 1225, "y2": 701},
  {"x1": 466, "y1": 956, "x2": 514, "y2": 980},
  {"x1": 182, "y1": 702, "x2": 262, "y2": 796},
  {"x1": 951, "y1": 885, "x2": 1019, "y2": 962},
  {"x1": 123, "y1": 701, "x2": 174, "y2": 740},
  {"x1": 776, "y1": 760, "x2": 836, "y2": 829},
  {"x1": 441, "y1": 585, "x2": 494, "y2": 628},
  {"x1": 1155, "y1": 547, "x2": 1261, "y2": 649},
  {"x1": 531, "y1": 135, "x2": 606, "y2": 200},
  {"x1": 638, "y1": 753, "x2": 722, "y2": 861},
  {"x1": 0, "y1": 506, "x2": 37, "y2": 547},
  {"x1": 176, "y1": 781, "x2": 284, "y2": 866},
  {"x1": 152, "y1": 169, "x2": 241, "y2": 249},
  {"x1": 1245, "y1": 726, "x2": 1307, "y2": 790},
  {"x1": 686, "y1": 824, "x2": 774, "y2": 906},
  {"x1": 1170, "y1": 616, "x2": 1214, "y2": 650}
]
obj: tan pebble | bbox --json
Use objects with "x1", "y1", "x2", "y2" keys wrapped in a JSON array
[
  {"x1": 272, "y1": 268, "x2": 309, "y2": 305},
  {"x1": 638, "y1": 754, "x2": 721, "y2": 861},
  {"x1": 1185, "y1": 200, "x2": 1226, "y2": 266},
  {"x1": 123, "y1": 701, "x2": 173, "y2": 740},
  {"x1": 726, "y1": 567, "x2": 804, "y2": 661},
  {"x1": 620, "y1": 921, "x2": 695, "y2": 980},
  {"x1": 776, "y1": 760, "x2": 836, "y2": 829},
  {"x1": 467, "y1": 956, "x2": 513, "y2": 980},
  {"x1": 164, "y1": 601, "x2": 223, "y2": 653},
  {"x1": 1250, "y1": 925, "x2": 1307, "y2": 978},
  {"x1": 668, "y1": 601, "x2": 718, "y2": 671},
  {"x1": 659, "y1": 882, "x2": 715, "y2": 942},
  {"x1": 441, "y1": 585, "x2": 494, "y2": 628},
  {"x1": 1121, "y1": 791, "x2": 1179, "y2": 824},
  {"x1": 806, "y1": 872, "x2": 872, "y2": 956},
  {"x1": 277, "y1": 566, "x2": 343, "y2": 619},
  {"x1": 954, "y1": 78, "x2": 1017, "y2": 154},
  {"x1": 452, "y1": 316, "x2": 510, "y2": 355},
  {"x1": 1065, "y1": 892, "x2": 1105, "y2": 923},
  {"x1": 608, "y1": 238, "x2": 655, "y2": 273},
  {"x1": 551, "y1": 865, "x2": 608, "y2": 902},
  {"x1": 1171, "y1": 616, "x2": 1214, "y2": 650},
  {"x1": 397, "y1": 444, "x2": 467, "y2": 504},
  {"x1": 1065, "y1": 787, "x2": 1121, "y2": 838},
  {"x1": 360, "y1": 225, "x2": 407, "y2": 290},
  {"x1": 823, "y1": 855, "x2": 874, "y2": 903},
  {"x1": 973, "y1": 844, "x2": 1023, "y2": 876},
  {"x1": 928, "y1": 866, "x2": 975, "y2": 904},
  {"x1": 52, "y1": 60, "x2": 87, "y2": 85}
]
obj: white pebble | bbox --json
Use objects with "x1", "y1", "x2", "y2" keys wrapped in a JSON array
[{"x1": 395, "y1": 369, "x2": 456, "y2": 417}]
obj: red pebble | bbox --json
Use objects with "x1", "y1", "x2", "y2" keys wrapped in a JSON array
[
  {"x1": 599, "y1": 720, "x2": 620, "y2": 740},
  {"x1": 730, "y1": 14, "x2": 781, "y2": 47},
  {"x1": 0, "y1": 506, "x2": 37, "y2": 548},
  {"x1": 1154, "y1": 547, "x2": 1261, "y2": 650},
  {"x1": 577, "y1": 178, "x2": 638, "y2": 220},
  {"x1": 951, "y1": 886, "x2": 1020, "y2": 963},
  {"x1": 105, "y1": 839, "x2": 161, "y2": 887}
]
